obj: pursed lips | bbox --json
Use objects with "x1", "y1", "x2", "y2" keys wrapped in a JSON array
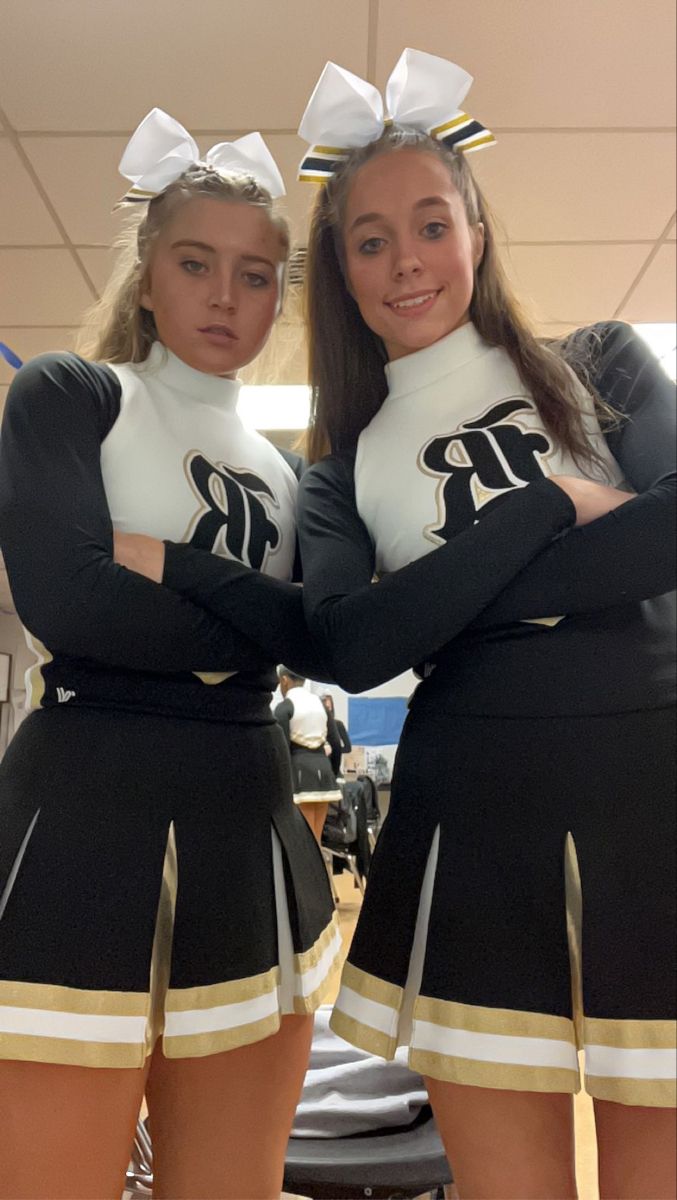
[{"x1": 198, "y1": 324, "x2": 238, "y2": 339}]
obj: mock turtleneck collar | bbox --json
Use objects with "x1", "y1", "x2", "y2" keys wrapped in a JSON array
[
  {"x1": 384, "y1": 321, "x2": 489, "y2": 399},
  {"x1": 136, "y1": 341, "x2": 242, "y2": 409}
]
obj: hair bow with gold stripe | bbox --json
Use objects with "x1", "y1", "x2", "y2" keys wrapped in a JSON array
[
  {"x1": 117, "y1": 108, "x2": 285, "y2": 206},
  {"x1": 298, "y1": 48, "x2": 494, "y2": 182}
]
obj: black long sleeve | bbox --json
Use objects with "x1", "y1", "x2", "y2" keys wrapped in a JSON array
[
  {"x1": 326, "y1": 713, "x2": 343, "y2": 775},
  {"x1": 162, "y1": 542, "x2": 330, "y2": 681},
  {"x1": 470, "y1": 323, "x2": 676, "y2": 626},
  {"x1": 0, "y1": 354, "x2": 269, "y2": 675},
  {"x1": 296, "y1": 471, "x2": 575, "y2": 694}
]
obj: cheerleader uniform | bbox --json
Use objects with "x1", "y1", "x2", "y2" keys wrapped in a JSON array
[
  {"x1": 0, "y1": 342, "x2": 340, "y2": 1069},
  {"x1": 295, "y1": 321, "x2": 676, "y2": 1107},
  {"x1": 275, "y1": 686, "x2": 342, "y2": 805}
]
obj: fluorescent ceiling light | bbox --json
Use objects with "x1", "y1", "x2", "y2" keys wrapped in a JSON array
[{"x1": 238, "y1": 384, "x2": 310, "y2": 431}]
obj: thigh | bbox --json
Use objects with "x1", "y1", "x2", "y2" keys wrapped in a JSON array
[
  {"x1": 425, "y1": 1076, "x2": 577, "y2": 1200},
  {"x1": 595, "y1": 1099, "x2": 677, "y2": 1200},
  {"x1": 0, "y1": 1059, "x2": 148, "y2": 1200},
  {"x1": 146, "y1": 1014, "x2": 314, "y2": 1200}
]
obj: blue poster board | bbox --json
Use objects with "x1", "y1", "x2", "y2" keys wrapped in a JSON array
[{"x1": 348, "y1": 697, "x2": 407, "y2": 746}]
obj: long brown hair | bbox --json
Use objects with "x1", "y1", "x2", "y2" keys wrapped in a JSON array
[
  {"x1": 77, "y1": 166, "x2": 290, "y2": 364},
  {"x1": 305, "y1": 127, "x2": 612, "y2": 465}
]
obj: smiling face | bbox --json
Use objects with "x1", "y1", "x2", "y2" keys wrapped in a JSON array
[
  {"x1": 342, "y1": 148, "x2": 484, "y2": 361},
  {"x1": 140, "y1": 195, "x2": 285, "y2": 376}
]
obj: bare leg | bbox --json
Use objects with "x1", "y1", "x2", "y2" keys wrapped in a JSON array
[
  {"x1": 147, "y1": 1013, "x2": 314, "y2": 1199},
  {"x1": 0, "y1": 1058, "x2": 149, "y2": 1199},
  {"x1": 297, "y1": 801, "x2": 327, "y2": 844},
  {"x1": 425, "y1": 1076, "x2": 578, "y2": 1200},
  {"x1": 595, "y1": 1099, "x2": 676, "y2": 1200}
]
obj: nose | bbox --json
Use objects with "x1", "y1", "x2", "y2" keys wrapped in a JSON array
[
  {"x1": 209, "y1": 268, "x2": 236, "y2": 312},
  {"x1": 392, "y1": 238, "x2": 423, "y2": 280}
]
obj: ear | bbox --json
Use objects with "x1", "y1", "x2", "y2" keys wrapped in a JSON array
[
  {"x1": 472, "y1": 221, "x2": 485, "y2": 269},
  {"x1": 139, "y1": 269, "x2": 153, "y2": 312}
]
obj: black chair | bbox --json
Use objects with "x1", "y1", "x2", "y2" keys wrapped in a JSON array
[
  {"x1": 321, "y1": 782, "x2": 366, "y2": 894},
  {"x1": 283, "y1": 1104, "x2": 453, "y2": 1199}
]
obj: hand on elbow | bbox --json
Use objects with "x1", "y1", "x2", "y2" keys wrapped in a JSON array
[
  {"x1": 548, "y1": 476, "x2": 635, "y2": 526},
  {"x1": 114, "y1": 531, "x2": 166, "y2": 583}
]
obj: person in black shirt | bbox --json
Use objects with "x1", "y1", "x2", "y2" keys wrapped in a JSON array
[{"x1": 320, "y1": 693, "x2": 352, "y2": 778}]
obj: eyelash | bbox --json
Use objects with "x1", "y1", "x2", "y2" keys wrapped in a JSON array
[{"x1": 180, "y1": 259, "x2": 206, "y2": 274}]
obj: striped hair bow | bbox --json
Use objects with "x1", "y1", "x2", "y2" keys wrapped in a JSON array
[
  {"x1": 298, "y1": 48, "x2": 494, "y2": 182},
  {"x1": 117, "y1": 108, "x2": 285, "y2": 206}
]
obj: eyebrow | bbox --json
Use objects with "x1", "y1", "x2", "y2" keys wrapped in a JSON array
[
  {"x1": 348, "y1": 195, "x2": 451, "y2": 234},
  {"x1": 170, "y1": 240, "x2": 276, "y2": 269}
]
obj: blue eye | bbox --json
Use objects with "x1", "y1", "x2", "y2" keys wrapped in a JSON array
[
  {"x1": 244, "y1": 272, "x2": 270, "y2": 288},
  {"x1": 423, "y1": 222, "x2": 447, "y2": 239},
  {"x1": 181, "y1": 259, "x2": 206, "y2": 273},
  {"x1": 358, "y1": 237, "x2": 385, "y2": 255}
]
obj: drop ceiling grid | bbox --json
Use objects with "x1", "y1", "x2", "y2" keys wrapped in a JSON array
[{"x1": 0, "y1": 0, "x2": 674, "y2": 358}]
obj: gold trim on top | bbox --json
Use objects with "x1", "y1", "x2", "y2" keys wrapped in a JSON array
[
  {"x1": 341, "y1": 960, "x2": 404, "y2": 1011},
  {"x1": 414, "y1": 994, "x2": 577, "y2": 1044},
  {"x1": 23, "y1": 631, "x2": 51, "y2": 710},
  {"x1": 585, "y1": 1074, "x2": 676, "y2": 1108},
  {"x1": 412, "y1": 1048, "x2": 581, "y2": 1094}
]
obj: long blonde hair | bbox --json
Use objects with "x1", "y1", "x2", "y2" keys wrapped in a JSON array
[
  {"x1": 305, "y1": 127, "x2": 612, "y2": 465},
  {"x1": 77, "y1": 166, "x2": 290, "y2": 364}
]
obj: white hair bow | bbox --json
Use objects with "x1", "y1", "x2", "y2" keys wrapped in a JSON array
[
  {"x1": 298, "y1": 48, "x2": 494, "y2": 182},
  {"x1": 117, "y1": 108, "x2": 285, "y2": 204}
]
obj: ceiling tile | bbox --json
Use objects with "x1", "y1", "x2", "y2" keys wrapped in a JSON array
[
  {"x1": 0, "y1": 0, "x2": 368, "y2": 131},
  {"x1": 0, "y1": 250, "x2": 95, "y2": 324},
  {"x1": 0, "y1": 141, "x2": 63, "y2": 244},
  {"x1": 471, "y1": 133, "x2": 676, "y2": 243},
  {"x1": 21, "y1": 137, "x2": 128, "y2": 245},
  {"x1": 21, "y1": 133, "x2": 317, "y2": 248},
  {"x1": 618, "y1": 244, "x2": 677, "y2": 322},
  {"x1": 375, "y1": 0, "x2": 676, "y2": 127},
  {"x1": 499, "y1": 243, "x2": 650, "y2": 325},
  {"x1": 0, "y1": 328, "x2": 76, "y2": 385},
  {"x1": 76, "y1": 248, "x2": 117, "y2": 295}
]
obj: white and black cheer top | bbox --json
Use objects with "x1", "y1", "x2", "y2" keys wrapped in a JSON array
[
  {"x1": 297, "y1": 322, "x2": 676, "y2": 715},
  {"x1": 0, "y1": 343, "x2": 321, "y2": 723}
]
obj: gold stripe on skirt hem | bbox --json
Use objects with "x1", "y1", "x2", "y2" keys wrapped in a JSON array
[
  {"x1": 162, "y1": 1012, "x2": 281, "y2": 1059},
  {"x1": 411, "y1": 1049, "x2": 582, "y2": 1094},
  {"x1": 340, "y1": 961, "x2": 404, "y2": 1011},
  {"x1": 584, "y1": 1016, "x2": 677, "y2": 1050},
  {"x1": 0, "y1": 979, "x2": 149, "y2": 1017},
  {"x1": 0, "y1": 1032, "x2": 146, "y2": 1069},
  {"x1": 294, "y1": 911, "x2": 342, "y2": 975},
  {"x1": 415, "y1": 994, "x2": 577, "y2": 1042},
  {"x1": 329, "y1": 1009, "x2": 398, "y2": 1060},
  {"x1": 585, "y1": 1075, "x2": 677, "y2": 1108}
]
